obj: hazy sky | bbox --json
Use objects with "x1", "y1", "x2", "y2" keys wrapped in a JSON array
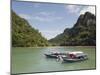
[{"x1": 12, "y1": 1, "x2": 95, "y2": 40}]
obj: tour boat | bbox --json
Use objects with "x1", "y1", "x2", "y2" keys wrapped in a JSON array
[
  {"x1": 44, "y1": 52, "x2": 66, "y2": 58},
  {"x1": 59, "y1": 51, "x2": 88, "y2": 62}
]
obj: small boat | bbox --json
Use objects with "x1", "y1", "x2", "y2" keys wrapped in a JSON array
[
  {"x1": 44, "y1": 52, "x2": 67, "y2": 58},
  {"x1": 62, "y1": 56, "x2": 88, "y2": 62},
  {"x1": 44, "y1": 54, "x2": 58, "y2": 58},
  {"x1": 62, "y1": 58, "x2": 87, "y2": 62},
  {"x1": 60, "y1": 51, "x2": 88, "y2": 62}
]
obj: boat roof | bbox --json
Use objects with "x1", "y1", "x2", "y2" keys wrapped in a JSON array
[
  {"x1": 67, "y1": 51, "x2": 83, "y2": 54},
  {"x1": 46, "y1": 51, "x2": 84, "y2": 55}
]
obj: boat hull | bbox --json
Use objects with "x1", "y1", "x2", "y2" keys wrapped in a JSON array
[
  {"x1": 62, "y1": 57, "x2": 88, "y2": 62},
  {"x1": 44, "y1": 54, "x2": 58, "y2": 58}
]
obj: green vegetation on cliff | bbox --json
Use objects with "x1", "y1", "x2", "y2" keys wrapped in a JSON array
[{"x1": 12, "y1": 11, "x2": 49, "y2": 47}]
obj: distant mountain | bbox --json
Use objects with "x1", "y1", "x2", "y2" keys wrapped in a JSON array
[
  {"x1": 49, "y1": 12, "x2": 96, "y2": 46},
  {"x1": 12, "y1": 11, "x2": 49, "y2": 47}
]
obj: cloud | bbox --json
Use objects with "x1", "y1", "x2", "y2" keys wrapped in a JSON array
[
  {"x1": 40, "y1": 30, "x2": 62, "y2": 40},
  {"x1": 18, "y1": 11, "x2": 63, "y2": 22},
  {"x1": 33, "y1": 16, "x2": 62, "y2": 22},
  {"x1": 33, "y1": 11, "x2": 63, "y2": 22},
  {"x1": 65, "y1": 5, "x2": 95, "y2": 15},
  {"x1": 33, "y1": 16, "x2": 63, "y2": 22},
  {"x1": 65, "y1": 5, "x2": 81, "y2": 14},
  {"x1": 79, "y1": 6, "x2": 95, "y2": 15},
  {"x1": 38, "y1": 12, "x2": 54, "y2": 16},
  {"x1": 33, "y1": 3, "x2": 41, "y2": 8},
  {"x1": 33, "y1": 16, "x2": 48, "y2": 22},
  {"x1": 19, "y1": 14, "x2": 32, "y2": 20}
]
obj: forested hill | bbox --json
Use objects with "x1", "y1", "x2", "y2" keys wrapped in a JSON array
[
  {"x1": 12, "y1": 11, "x2": 49, "y2": 47},
  {"x1": 49, "y1": 12, "x2": 96, "y2": 46}
]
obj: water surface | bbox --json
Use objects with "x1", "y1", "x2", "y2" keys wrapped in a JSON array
[{"x1": 12, "y1": 46, "x2": 96, "y2": 74}]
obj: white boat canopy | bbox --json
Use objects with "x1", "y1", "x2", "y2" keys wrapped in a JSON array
[{"x1": 67, "y1": 51, "x2": 84, "y2": 55}]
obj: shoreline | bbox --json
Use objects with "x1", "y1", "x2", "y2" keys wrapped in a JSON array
[{"x1": 12, "y1": 46, "x2": 96, "y2": 48}]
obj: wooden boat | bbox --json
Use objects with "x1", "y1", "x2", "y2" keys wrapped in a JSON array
[
  {"x1": 44, "y1": 52, "x2": 67, "y2": 58},
  {"x1": 44, "y1": 54, "x2": 58, "y2": 58},
  {"x1": 60, "y1": 52, "x2": 88, "y2": 62},
  {"x1": 62, "y1": 56, "x2": 88, "y2": 62}
]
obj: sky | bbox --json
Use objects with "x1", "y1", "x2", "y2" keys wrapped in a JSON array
[{"x1": 12, "y1": 0, "x2": 95, "y2": 40}]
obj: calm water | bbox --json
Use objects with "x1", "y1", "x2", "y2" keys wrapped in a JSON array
[{"x1": 12, "y1": 46, "x2": 96, "y2": 74}]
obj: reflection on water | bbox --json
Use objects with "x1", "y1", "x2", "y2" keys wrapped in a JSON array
[{"x1": 12, "y1": 46, "x2": 96, "y2": 74}]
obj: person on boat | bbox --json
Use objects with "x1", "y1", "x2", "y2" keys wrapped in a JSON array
[
  {"x1": 69, "y1": 54, "x2": 76, "y2": 59},
  {"x1": 56, "y1": 55, "x2": 63, "y2": 61}
]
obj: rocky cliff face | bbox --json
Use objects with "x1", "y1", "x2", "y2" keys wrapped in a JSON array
[
  {"x1": 73, "y1": 12, "x2": 96, "y2": 30},
  {"x1": 49, "y1": 12, "x2": 96, "y2": 46}
]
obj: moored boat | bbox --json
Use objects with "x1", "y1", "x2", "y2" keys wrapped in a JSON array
[
  {"x1": 44, "y1": 53, "x2": 58, "y2": 58},
  {"x1": 44, "y1": 52, "x2": 67, "y2": 58},
  {"x1": 60, "y1": 51, "x2": 88, "y2": 62}
]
